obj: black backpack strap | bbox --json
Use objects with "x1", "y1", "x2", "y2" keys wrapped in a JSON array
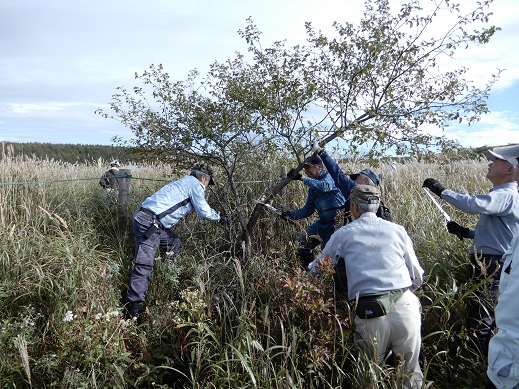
[
  {"x1": 376, "y1": 201, "x2": 393, "y2": 221},
  {"x1": 156, "y1": 197, "x2": 191, "y2": 220}
]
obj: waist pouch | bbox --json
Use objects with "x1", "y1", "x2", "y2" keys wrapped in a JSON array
[
  {"x1": 138, "y1": 208, "x2": 165, "y2": 238},
  {"x1": 355, "y1": 289, "x2": 405, "y2": 319}
]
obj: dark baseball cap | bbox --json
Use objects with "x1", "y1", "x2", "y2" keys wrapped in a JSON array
[
  {"x1": 350, "y1": 168, "x2": 380, "y2": 186},
  {"x1": 304, "y1": 155, "x2": 323, "y2": 166},
  {"x1": 192, "y1": 163, "x2": 215, "y2": 185}
]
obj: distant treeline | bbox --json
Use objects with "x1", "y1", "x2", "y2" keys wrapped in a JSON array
[
  {"x1": 0, "y1": 142, "x2": 140, "y2": 165},
  {"x1": 0, "y1": 141, "x2": 504, "y2": 166}
]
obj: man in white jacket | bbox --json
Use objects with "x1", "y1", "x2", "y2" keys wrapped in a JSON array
[
  {"x1": 308, "y1": 185, "x2": 424, "y2": 388},
  {"x1": 486, "y1": 232, "x2": 519, "y2": 389}
]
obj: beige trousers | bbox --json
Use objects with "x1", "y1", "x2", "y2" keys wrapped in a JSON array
[{"x1": 354, "y1": 290, "x2": 423, "y2": 389}]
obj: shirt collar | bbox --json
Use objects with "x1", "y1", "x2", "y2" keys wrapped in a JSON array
[
  {"x1": 490, "y1": 182, "x2": 518, "y2": 192},
  {"x1": 359, "y1": 212, "x2": 378, "y2": 219}
]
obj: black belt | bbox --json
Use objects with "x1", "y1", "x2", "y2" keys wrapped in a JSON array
[
  {"x1": 139, "y1": 207, "x2": 155, "y2": 217},
  {"x1": 357, "y1": 287, "x2": 409, "y2": 300},
  {"x1": 387, "y1": 287, "x2": 409, "y2": 295}
]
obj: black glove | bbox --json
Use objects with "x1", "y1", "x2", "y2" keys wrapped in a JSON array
[
  {"x1": 218, "y1": 213, "x2": 230, "y2": 225},
  {"x1": 446, "y1": 221, "x2": 469, "y2": 240},
  {"x1": 422, "y1": 178, "x2": 446, "y2": 197},
  {"x1": 287, "y1": 168, "x2": 303, "y2": 181},
  {"x1": 279, "y1": 211, "x2": 292, "y2": 221}
]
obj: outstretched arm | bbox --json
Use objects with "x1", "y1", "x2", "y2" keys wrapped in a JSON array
[{"x1": 319, "y1": 150, "x2": 356, "y2": 198}]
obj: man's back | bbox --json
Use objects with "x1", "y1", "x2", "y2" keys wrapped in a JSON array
[
  {"x1": 321, "y1": 212, "x2": 423, "y2": 300},
  {"x1": 343, "y1": 214, "x2": 415, "y2": 297}
]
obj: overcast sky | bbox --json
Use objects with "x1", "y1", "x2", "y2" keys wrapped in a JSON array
[{"x1": 0, "y1": 0, "x2": 517, "y2": 149}]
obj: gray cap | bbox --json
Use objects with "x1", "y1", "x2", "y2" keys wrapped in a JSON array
[
  {"x1": 350, "y1": 168, "x2": 381, "y2": 186},
  {"x1": 485, "y1": 145, "x2": 519, "y2": 167},
  {"x1": 349, "y1": 185, "x2": 381, "y2": 204}
]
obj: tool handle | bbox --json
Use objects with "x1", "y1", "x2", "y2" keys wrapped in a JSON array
[{"x1": 279, "y1": 213, "x2": 295, "y2": 224}]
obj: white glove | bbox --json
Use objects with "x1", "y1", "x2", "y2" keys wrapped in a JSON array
[
  {"x1": 307, "y1": 259, "x2": 318, "y2": 275},
  {"x1": 312, "y1": 141, "x2": 322, "y2": 154}
]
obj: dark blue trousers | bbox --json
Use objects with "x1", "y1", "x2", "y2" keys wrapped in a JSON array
[
  {"x1": 124, "y1": 209, "x2": 182, "y2": 304},
  {"x1": 468, "y1": 254, "x2": 504, "y2": 355}
]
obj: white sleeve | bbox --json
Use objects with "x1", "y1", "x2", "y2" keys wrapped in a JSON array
[
  {"x1": 403, "y1": 233, "x2": 424, "y2": 290},
  {"x1": 190, "y1": 183, "x2": 220, "y2": 222},
  {"x1": 308, "y1": 229, "x2": 341, "y2": 274}
]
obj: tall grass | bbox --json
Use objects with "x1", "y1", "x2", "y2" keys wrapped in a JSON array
[{"x1": 0, "y1": 148, "x2": 501, "y2": 388}]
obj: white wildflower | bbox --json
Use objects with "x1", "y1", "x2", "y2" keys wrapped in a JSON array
[
  {"x1": 63, "y1": 311, "x2": 76, "y2": 322},
  {"x1": 104, "y1": 310, "x2": 121, "y2": 320}
]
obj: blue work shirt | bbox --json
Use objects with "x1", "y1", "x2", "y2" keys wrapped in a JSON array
[
  {"x1": 289, "y1": 170, "x2": 345, "y2": 244},
  {"x1": 141, "y1": 175, "x2": 220, "y2": 228},
  {"x1": 309, "y1": 212, "x2": 424, "y2": 300},
  {"x1": 441, "y1": 182, "x2": 519, "y2": 256},
  {"x1": 321, "y1": 151, "x2": 357, "y2": 202},
  {"x1": 320, "y1": 151, "x2": 392, "y2": 222}
]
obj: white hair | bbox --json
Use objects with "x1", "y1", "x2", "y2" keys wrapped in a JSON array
[
  {"x1": 191, "y1": 169, "x2": 210, "y2": 182},
  {"x1": 354, "y1": 201, "x2": 379, "y2": 213}
]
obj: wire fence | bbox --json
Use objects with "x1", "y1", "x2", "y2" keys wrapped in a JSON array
[{"x1": 0, "y1": 174, "x2": 283, "y2": 187}]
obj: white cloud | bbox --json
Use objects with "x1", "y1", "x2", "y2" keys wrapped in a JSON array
[
  {"x1": 444, "y1": 110, "x2": 519, "y2": 147},
  {"x1": 0, "y1": 0, "x2": 517, "y2": 148},
  {"x1": 8, "y1": 103, "x2": 77, "y2": 114}
]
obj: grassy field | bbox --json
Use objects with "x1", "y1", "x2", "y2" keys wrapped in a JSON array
[{"x1": 0, "y1": 149, "x2": 499, "y2": 388}]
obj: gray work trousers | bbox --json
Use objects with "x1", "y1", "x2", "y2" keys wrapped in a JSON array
[{"x1": 124, "y1": 209, "x2": 182, "y2": 304}]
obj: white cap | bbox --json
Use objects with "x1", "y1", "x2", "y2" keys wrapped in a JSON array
[{"x1": 485, "y1": 145, "x2": 519, "y2": 168}]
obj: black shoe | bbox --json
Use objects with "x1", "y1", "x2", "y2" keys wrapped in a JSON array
[{"x1": 122, "y1": 301, "x2": 141, "y2": 321}]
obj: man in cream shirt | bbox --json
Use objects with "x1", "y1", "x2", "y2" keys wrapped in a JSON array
[{"x1": 308, "y1": 185, "x2": 424, "y2": 388}]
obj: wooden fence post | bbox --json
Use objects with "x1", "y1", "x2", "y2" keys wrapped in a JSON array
[{"x1": 117, "y1": 169, "x2": 131, "y2": 230}]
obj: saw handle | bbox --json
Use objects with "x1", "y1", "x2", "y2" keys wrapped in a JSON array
[
  {"x1": 446, "y1": 220, "x2": 469, "y2": 240},
  {"x1": 278, "y1": 211, "x2": 295, "y2": 224}
]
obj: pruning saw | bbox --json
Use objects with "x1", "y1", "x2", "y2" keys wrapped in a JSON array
[
  {"x1": 255, "y1": 200, "x2": 295, "y2": 224},
  {"x1": 422, "y1": 188, "x2": 452, "y2": 222},
  {"x1": 422, "y1": 188, "x2": 463, "y2": 240}
]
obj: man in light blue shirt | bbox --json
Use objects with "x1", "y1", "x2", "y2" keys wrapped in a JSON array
[
  {"x1": 423, "y1": 144, "x2": 519, "y2": 355},
  {"x1": 123, "y1": 163, "x2": 229, "y2": 320},
  {"x1": 308, "y1": 185, "x2": 424, "y2": 388}
]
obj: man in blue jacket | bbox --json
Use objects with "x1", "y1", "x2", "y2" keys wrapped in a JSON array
[
  {"x1": 312, "y1": 142, "x2": 391, "y2": 223},
  {"x1": 122, "y1": 163, "x2": 229, "y2": 320},
  {"x1": 281, "y1": 155, "x2": 345, "y2": 268}
]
